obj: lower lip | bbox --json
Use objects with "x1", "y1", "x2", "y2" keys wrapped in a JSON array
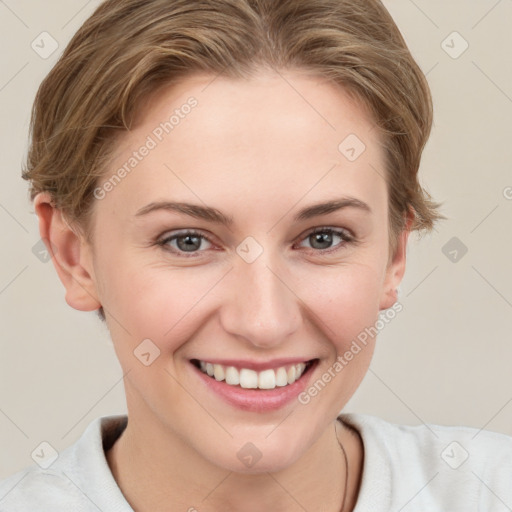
[{"x1": 192, "y1": 361, "x2": 317, "y2": 412}]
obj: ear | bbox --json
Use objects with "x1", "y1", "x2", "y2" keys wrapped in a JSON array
[
  {"x1": 33, "y1": 192, "x2": 101, "y2": 312},
  {"x1": 379, "y1": 211, "x2": 414, "y2": 311}
]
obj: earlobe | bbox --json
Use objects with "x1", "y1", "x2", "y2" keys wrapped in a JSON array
[
  {"x1": 33, "y1": 192, "x2": 101, "y2": 312},
  {"x1": 379, "y1": 213, "x2": 413, "y2": 311}
]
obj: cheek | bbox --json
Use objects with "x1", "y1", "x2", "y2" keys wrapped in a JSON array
[
  {"x1": 291, "y1": 264, "x2": 382, "y2": 416},
  {"x1": 98, "y1": 238, "x2": 386, "y2": 359},
  {"x1": 298, "y1": 261, "x2": 385, "y2": 346},
  {"x1": 100, "y1": 258, "x2": 220, "y2": 346}
]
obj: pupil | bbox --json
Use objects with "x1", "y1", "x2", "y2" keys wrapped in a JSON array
[
  {"x1": 176, "y1": 233, "x2": 334, "y2": 252},
  {"x1": 312, "y1": 232, "x2": 332, "y2": 249},
  {"x1": 178, "y1": 235, "x2": 200, "y2": 252}
]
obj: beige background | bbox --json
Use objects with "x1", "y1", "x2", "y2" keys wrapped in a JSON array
[{"x1": 1, "y1": 0, "x2": 511, "y2": 478}]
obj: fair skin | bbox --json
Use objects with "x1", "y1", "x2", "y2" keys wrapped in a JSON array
[{"x1": 34, "y1": 69, "x2": 410, "y2": 512}]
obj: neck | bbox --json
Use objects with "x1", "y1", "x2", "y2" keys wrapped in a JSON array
[{"x1": 106, "y1": 415, "x2": 363, "y2": 512}]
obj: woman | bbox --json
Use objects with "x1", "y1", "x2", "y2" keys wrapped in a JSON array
[{"x1": 1, "y1": 0, "x2": 511, "y2": 510}]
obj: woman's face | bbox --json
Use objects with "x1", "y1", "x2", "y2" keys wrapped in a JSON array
[{"x1": 83, "y1": 69, "x2": 407, "y2": 472}]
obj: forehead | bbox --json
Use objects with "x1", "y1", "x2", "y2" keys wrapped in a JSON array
[{"x1": 97, "y1": 69, "x2": 387, "y2": 222}]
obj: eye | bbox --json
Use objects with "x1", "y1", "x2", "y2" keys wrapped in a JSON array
[
  {"x1": 157, "y1": 230, "x2": 213, "y2": 257},
  {"x1": 296, "y1": 227, "x2": 354, "y2": 253},
  {"x1": 156, "y1": 226, "x2": 355, "y2": 258}
]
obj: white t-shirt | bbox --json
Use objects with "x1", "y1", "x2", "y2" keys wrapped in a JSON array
[{"x1": 1, "y1": 413, "x2": 511, "y2": 511}]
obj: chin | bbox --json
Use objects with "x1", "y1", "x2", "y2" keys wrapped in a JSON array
[{"x1": 198, "y1": 429, "x2": 313, "y2": 475}]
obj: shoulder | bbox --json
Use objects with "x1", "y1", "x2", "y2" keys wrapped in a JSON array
[
  {"x1": 0, "y1": 467, "x2": 91, "y2": 511},
  {"x1": 0, "y1": 414, "x2": 129, "y2": 512},
  {"x1": 339, "y1": 413, "x2": 512, "y2": 511}
]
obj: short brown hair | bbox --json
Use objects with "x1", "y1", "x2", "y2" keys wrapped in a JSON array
[{"x1": 23, "y1": 0, "x2": 444, "y2": 321}]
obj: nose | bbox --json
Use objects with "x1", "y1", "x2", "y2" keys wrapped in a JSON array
[{"x1": 219, "y1": 252, "x2": 302, "y2": 349}]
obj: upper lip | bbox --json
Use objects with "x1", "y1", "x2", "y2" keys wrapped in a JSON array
[{"x1": 191, "y1": 357, "x2": 316, "y2": 371}]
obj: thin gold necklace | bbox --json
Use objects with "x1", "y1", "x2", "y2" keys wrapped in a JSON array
[{"x1": 335, "y1": 419, "x2": 349, "y2": 512}]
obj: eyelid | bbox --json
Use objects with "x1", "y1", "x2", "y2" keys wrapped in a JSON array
[
  {"x1": 156, "y1": 226, "x2": 356, "y2": 257},
  {"x1": 294, "y1": 226, "x2": 354, "y2": 252},
  {"x1": 157, "y1": 229, "x2": 215, "y2": 257},
  {"x1": 299, "y1": 226, "x2": 354, "y2": 241}
]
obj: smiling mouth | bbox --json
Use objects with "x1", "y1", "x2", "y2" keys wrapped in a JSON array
[{"x1": 191, "y1": 359, "x2": 317, "y2": 390}]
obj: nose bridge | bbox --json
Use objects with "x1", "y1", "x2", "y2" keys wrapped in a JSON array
[{"x1": 220, "y1": 247, "x2": 301, "y2": 347}]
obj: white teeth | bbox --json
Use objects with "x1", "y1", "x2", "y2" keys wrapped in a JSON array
[
  {"x1": 275, "y1": 367, "x2": 288, "y2": 387},
  {"x1": 287, "y1": 365, "x2": 296, "y2": 384},
  {"x1": 258, "y1": 369, "x2": 276, "y2": 390},
  {"x1": 225, "y1": 366, "x2": 240, "y2": 386},
  {"x1": 213, "y1": 364, "x2": 225, "y2": 381},
  {"x1": 196, "y1": 360, "x2": 310, "y2": 389},
  {"x1": 239, "y1": 369, "x2": 259, "y2": 389}
]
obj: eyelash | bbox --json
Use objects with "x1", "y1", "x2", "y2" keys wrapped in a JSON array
[{"x1": 156, "y1": 227, "x2": 355, "y2": 258}]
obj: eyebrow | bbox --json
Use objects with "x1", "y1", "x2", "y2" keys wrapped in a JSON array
[{"x1": 134, "y1": 197, "x2": 371, "y2": 226}]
